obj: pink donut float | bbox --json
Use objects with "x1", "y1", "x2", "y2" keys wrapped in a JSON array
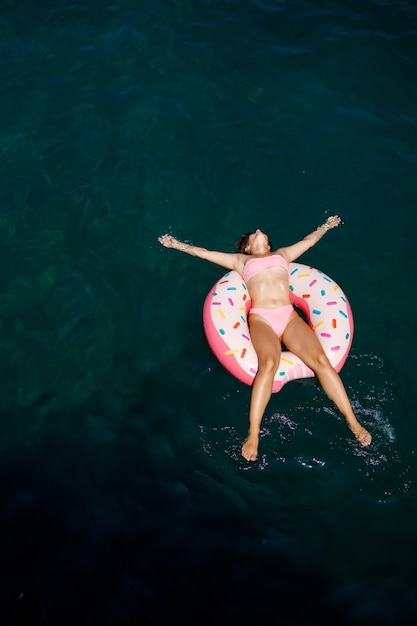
[{"x1": 203, "y1": 263, "x2": 354, "y2": 393}]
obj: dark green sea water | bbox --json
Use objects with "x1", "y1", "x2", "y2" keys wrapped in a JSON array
[{"x1": 1, "y1": 1, "x2": 417, "y2": 624}]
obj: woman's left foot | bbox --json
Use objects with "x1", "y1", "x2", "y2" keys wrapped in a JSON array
[{"x1": 352, "y1": 425, "x2": 372, "y2": 447}]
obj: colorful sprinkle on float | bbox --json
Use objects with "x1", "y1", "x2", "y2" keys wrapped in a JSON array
[{"x1": 203, "y1": 263, "x2": 354, "y2": 393}]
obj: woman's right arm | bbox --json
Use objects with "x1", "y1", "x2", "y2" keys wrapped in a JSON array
[{"x1": 158, "y1": 234, "x2": 242, "y2": 271}]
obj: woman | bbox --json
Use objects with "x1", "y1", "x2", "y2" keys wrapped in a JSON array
[{"x1": 158, "y1": 216, "x2": 372, "y2": 461}]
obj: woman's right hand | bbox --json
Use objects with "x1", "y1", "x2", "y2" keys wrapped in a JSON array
[{"x1": 158, "y1": 234, "x2": 178, "y2": 248}]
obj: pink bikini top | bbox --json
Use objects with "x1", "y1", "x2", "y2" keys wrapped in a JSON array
[{"x1": 242, "y1": 254, "x2": 289, "y2": 282}]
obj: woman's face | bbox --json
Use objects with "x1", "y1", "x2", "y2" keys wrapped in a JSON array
[{"x1": 246, "y1": 229, "x2": 270, "y2": 252}]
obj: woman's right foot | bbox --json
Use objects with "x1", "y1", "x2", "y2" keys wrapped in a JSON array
[{"x1": 242, "y1": 435, "x2": 259, "y2": 461}]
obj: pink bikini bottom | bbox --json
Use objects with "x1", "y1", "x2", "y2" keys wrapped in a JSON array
[{"x1": 249, "y1": 304, "x2": 294, "y2": 338}]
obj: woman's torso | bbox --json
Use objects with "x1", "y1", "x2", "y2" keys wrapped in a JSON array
[{"x1": 240, "y1": 253, "x2": 291, "y2": 309}]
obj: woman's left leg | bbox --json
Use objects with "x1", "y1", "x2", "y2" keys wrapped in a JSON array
[{"x1": 282, "y1": 313, "x2": 372, "y2": 446}]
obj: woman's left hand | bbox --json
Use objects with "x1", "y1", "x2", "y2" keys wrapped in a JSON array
[{"x1": 325, "y1": 215, "x2": 341, "y2": 229}]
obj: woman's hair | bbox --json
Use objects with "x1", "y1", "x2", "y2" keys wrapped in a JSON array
[
  {"x1": 235, "y1": 233, "x2": 251, "y2": 254},
  {"x1": 235, "y1": 232, "x2": 273, "y2": 255}
]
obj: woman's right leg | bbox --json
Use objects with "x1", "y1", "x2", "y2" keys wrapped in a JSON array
[{"x1": 242, "y1": 316, "x2": 282, "y2": 461}]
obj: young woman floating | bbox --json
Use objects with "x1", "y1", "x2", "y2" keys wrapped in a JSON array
[{"x1": 158, "y1": 216, "x2": 372, "y2": 461}]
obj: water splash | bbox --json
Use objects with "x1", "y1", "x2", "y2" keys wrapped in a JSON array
[{"x1": 199, "y1": 348, "x2": 413, "y2": 500}]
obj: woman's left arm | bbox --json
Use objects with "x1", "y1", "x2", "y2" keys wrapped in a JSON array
[{"x1": 278, "y1": 215, "x2": 342, "y2": 263}]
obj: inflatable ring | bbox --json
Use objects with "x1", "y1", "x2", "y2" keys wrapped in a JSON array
[{"x1": 203, "y1": 262, "x2": 354, "y2": 393}]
